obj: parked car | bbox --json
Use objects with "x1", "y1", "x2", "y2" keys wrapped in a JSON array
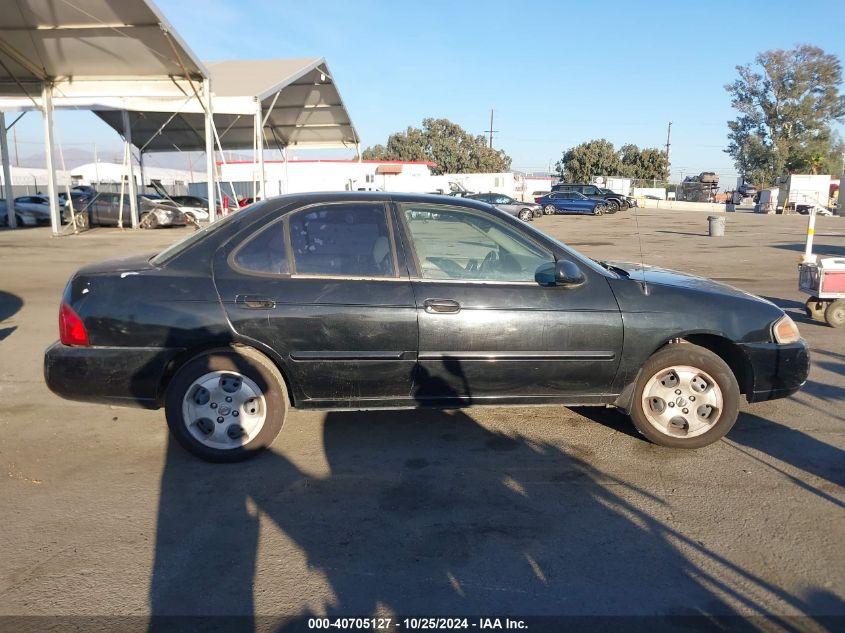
[
  {"x1": 168, "y1": 195, "x2": 211, "y2": 222},
  {"x1": 13, "y1": 195, "x2": 55, "y2": 224},
  {"x1": 598, "y1": 188, "x2": 637, "y2": 209},
  {"x1": 81, "y1": 193, "x2": 187, "y2": 228},
  {"x1": 0, "y1": 202, "x2": 38, "y2": 227},
  {"x1": 531, "y1": 190, "x2": 550, "y2": 203},
  {"x1": 551, "y1": 183, "x2": 627, "y2": 212},
  {"x1": 465, "y1": 193, "x2": 541, "y2": 221},
  {"x1": 44, "y1": 192, "x2": 809, "y2": 462},
  {"x1": 537, "y1": 191, "x2": 609, "y2": 216}
]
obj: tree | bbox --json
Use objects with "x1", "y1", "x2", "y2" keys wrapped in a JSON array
[
  {"x1": 555, "y1": 139, "x2": 669, "y2": 182},
  {"x1": 361, "y1": 118, "x2": 512, "y2": 174},
  {"x1": 555, "y1": 139, "x2": 621, "y2": 182},
  {"x1": 619, "y1": 144, "x2": 670, "y2": 181},
  {"x1": 725, "y1": 45, "x2": 845, "y2": 185}
]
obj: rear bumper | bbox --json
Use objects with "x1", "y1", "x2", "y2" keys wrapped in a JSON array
[
  {"x1": 740, "y1": 340, "x2": 810, "y2": 403},
  {"x1": 44, "y1": 341, "x2": 183, "y2": 409}
]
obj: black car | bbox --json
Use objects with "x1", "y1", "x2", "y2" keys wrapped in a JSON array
[
  {"x1": 44, "y1": 192, "x2": 809, "y2": 462},
  {"x1": 551, "y1": 183, "x2": 629, "y2": 212}
]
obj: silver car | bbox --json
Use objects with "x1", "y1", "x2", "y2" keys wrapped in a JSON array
[
  {"x1": 466, "y1": 193, "x2": 542, "y2": 221},
  {"x1": 13, "y1": 195, "x2": 57, "y2": 224}
]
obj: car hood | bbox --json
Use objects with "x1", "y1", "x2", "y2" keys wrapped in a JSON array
[{"x1": 604, "y1": 261, "x2": 772, "y2": 303}]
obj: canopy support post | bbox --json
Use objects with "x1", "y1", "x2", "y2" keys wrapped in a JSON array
[
  {"x1": 121, "y1": 110, "x2": 139, "y2": 229},
  {"x1": 138, "y1": 150, "x2": 146, "y2": 196},
  {"x1": 0, "y1": 112, "x2": 16, "y2": 228},
  {"x1": 41, "y1": 83, "x2": 60, "y2": 236},
  {"x1": 203, "y1": 79, "x2": 216, "y2": 222},
  {"x1": 283, "y1": 146, "x2": 289, "y2": 194},
  {"x1": 256, "y1": 100, "x2": 265, "y2": 200}
]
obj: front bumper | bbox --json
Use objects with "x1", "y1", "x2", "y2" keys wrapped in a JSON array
[
  {"x1": 44, "y1": 341, "x2": 184, "y2": 409},
  {"x1": 740, "y1": 339, "x2": 810, "y2": 402},
  {"x1": 152, "y1": 209, "x2": 187, "y2": 227}
]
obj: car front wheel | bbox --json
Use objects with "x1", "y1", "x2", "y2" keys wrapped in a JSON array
[
  {"x1": 630, "y1": 343, "x2": 739, "y2": 448},
  {"x1": 544, "y1": 204, "x2": 556, "y2": 215},
  {"x1": 518, "y1": 208, "x2": 532, "y2": 221},
  {"x1": 165, "y1": 347, "x2": 288, "y2": 462}
]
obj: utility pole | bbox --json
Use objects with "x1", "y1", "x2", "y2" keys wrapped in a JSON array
[
  {"x1": 665, "y1": 122, "x2": 672, "y2": 161},
  {"x1": 485, "y1": 109, "x2": 498, "y2": 149}
]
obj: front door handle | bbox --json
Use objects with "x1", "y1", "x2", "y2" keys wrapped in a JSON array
[
  {"x1": 423, "y1": 298, "x2": 461, "y2": 314},
  {"x1": 235, "y1": 294, "x2": 276, "y2": 309}
]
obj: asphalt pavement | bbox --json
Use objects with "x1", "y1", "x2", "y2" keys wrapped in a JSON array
[{"x1": 0, "y1": 208, "x2": 843, "y2": 630}]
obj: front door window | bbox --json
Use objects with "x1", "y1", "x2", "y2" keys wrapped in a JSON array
[{"x1": 400, "y1": 205, "x2": 552, "y2": 282}]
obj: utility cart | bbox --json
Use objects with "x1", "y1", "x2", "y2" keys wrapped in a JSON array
[{"x1": 799, "y1": 207, "x2": 845, "y2": 327}]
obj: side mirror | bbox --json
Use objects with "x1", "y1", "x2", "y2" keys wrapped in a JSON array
[{"x1": 534, "y1": 260, "x2": 586, "y2": 287}]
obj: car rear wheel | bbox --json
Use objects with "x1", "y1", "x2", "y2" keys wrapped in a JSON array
[
  {"x1": 544, "y1": 204, "x2": 556, "y2": 215},
  {"x1": 630, "y1": 343, "x2": 740, "y2": 448},
  {"x1": 165, "y1": 347, "x2": 288, "y2": 462},
  {"x1": 518, "y1": 208, "x2": 532, "y2": 221}
]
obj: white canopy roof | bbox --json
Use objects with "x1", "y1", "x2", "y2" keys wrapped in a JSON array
[
  {"x1": 92, "y1": 58, "x2": 360, "y2": 152},
  {"x1": 0, "y1": 0, "x2": 205, "y2": 99}
]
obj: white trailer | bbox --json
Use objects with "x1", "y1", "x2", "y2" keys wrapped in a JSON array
[{"x1": 777, "y1": 174, "x2": 832, "y2": 211}]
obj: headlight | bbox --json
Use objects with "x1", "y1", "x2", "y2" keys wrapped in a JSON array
[{"x1": 772, "y1": 315, "x2": 801, "y2": 344}]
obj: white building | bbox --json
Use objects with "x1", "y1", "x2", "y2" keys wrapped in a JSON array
[
  {"x1": 218, "y1": 159, "x2": 533, "y2": 200},
  {"x1": 219, "y1": 159, "x2": 434, "y2": 197},
  {"x1": 69, "y1": 162, "x2": 197, "y2": 187}
]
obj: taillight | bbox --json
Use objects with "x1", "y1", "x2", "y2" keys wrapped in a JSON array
[{"x1": 59, "y1": 302, "x2": 89, "y2": 346}]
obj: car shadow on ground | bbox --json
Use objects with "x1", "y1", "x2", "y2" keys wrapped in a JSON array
[
  {"x1": 146, "y1": 412, "x2": 840, "y2": 631},
  {"x1": 0, "y1": 290, "x2": 23, "y2": 341}
]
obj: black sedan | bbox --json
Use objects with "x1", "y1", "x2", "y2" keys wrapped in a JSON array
[{"x1": 44, "y1": 193, "x2": 809, "y2": 462}]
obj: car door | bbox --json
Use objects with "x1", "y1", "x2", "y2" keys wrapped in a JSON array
[
  {"x1": 213, "y1": 200, "x2": 418, "y2": 405},
  {"x1": 395, "y1": 201, "x2": 623, "y2": 402}
]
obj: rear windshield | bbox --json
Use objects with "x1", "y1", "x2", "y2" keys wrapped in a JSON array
[{"x1": 151, "y1": 211, "x2": 243, "y2": 266}]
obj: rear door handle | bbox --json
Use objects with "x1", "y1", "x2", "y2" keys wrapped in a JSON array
[
  {"x1": 423, "y1": 298, "x2": 461, "y2": 314},
  {"x1": 235, "y1": 294, "x2": 276, "y2": 309}
]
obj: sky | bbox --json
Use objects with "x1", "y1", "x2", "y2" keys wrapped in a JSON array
[{"x1": 7, "y1": 0, "x2": 845, "y2": 183}]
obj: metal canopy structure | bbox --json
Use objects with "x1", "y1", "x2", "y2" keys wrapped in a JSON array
[
  {"x1": 0, "y1": 0, "x2": 215, "y2": 233},
  {"x1": 0, "y1": 2, "x2": 361, "y2": 234},
  {"x1": 92, "y1": 58, "x2": 360, "y2": 152},
  {"x1": 0, "y1": 0, "x2": 205, "y2": 91}
]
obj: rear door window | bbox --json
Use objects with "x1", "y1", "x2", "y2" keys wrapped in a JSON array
[{"x1": 289, "y1": 203, "x2": 396, "y2": 277}]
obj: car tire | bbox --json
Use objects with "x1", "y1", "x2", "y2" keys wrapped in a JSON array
[
  {"x1": 805, "y1": 296, "x2": 825, "y2": 321},
  {"x1": 825, "y1": 300, "x2": 845, "y2": 328},
  {"x1": 606, "y1": 199, "x2": 621, "y2": 213},
  {"x1": 518, "y1": 208, "x2": 532, "y2": 221},
  {"x1": 544, "y1": 204, "x2": 556, "y2": 215},
  {"x1": 629, "y1": 343, "x2": 740, "y2": 448},
  {"x1": 71, "y1": 212, "x2": 89, "y2": 230},
  {"x1": 165, "y1": 347, "x2": 288, "y2": 462},
  {"x1": 593, "y1": 206, "x2": 604, "y2": 216},
  {"x1": 139, "y1": 212, "x2": 158, "y2": 229}
]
